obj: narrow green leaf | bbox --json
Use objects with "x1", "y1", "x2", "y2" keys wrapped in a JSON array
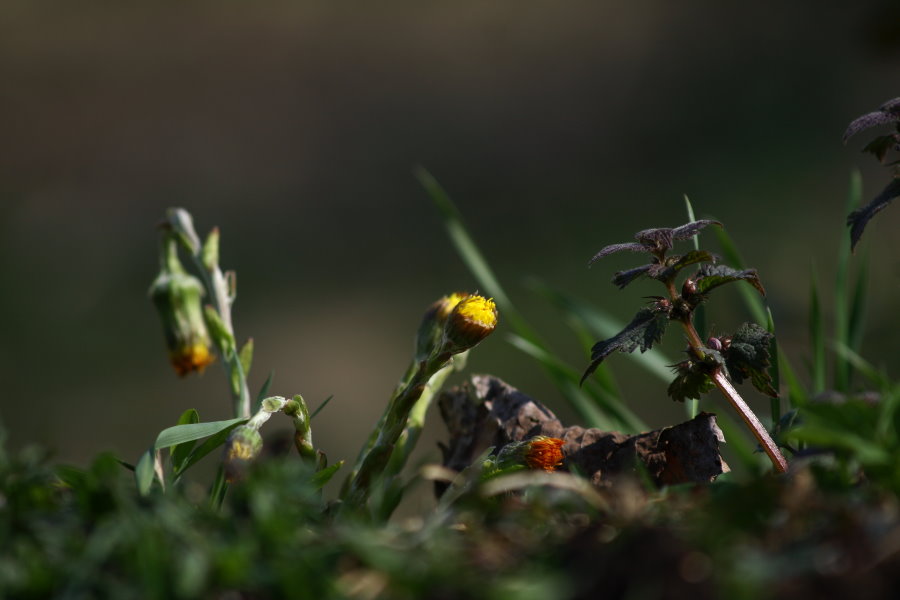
[
  {"x1": 154, "y1": 418, "x2": 247, "y2": 449},
  {"x1": 310, "y1": 395, "x2": 334, "y2": 420},
  {"x1": 809, "y1": 267, "x2": 826, "y2": 394},
  {"x1": 777, "y1": 350, "x2": 807, "y2": 409},
  {"x1": 208, "y1": 465, "x2": 228, "y2": 510},
  {"x1": 508, "y1": 334, "x2": 645, "y2": 431},
  {"x1": 847, "y1": 254, "x2": 868, "y2": 354},
  {"x1": 526, "y1": 280, "x2": 674, "y2": 383},
  {"x1": 766, "y1": 309, "x2": 781, "y2": 424},
  {"x1": 239, "y1": 338, "x2": 254, "y2": 379},
  {"x1": 171, "y1": 409, "x2": 201, "y2": 471},
  {"x1": 713, "y1": 228, "x2": 767, "y2": 326},
  {"x1": 175, "y1": 422, "x2": 245, "y2": 476},
  {"x1": 311, "y1": 460, "x2": 345, "y2": 490},
  {"x1": 834, "y1": 170, "x2": 862, "y2": 391},
  {"x1": 135, "y1": 448, "x2": 157, "y2": 496}
]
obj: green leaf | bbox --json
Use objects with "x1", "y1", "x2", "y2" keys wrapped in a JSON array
[
  {"x1": 201, "y1": 227, "x2": 220, "y2": 270},
  {"x1": 310, "y1": 395, "x2": 334, "y2": 420},
  {"x1": 175, "y1": 421, "x2": 245, "y2": 476},
  {"x1": 667, "y1": 361, "x2": 715, "y2": 403},
  {"x1": 170, "y1": 409, "x2": 200, "y2": 472},
  {"x1": 694, "y1": 264, "x2": 765, "y2": 297},
  {"x1": 239, "y1": 338, "x2": 254, "y2": 379},
  {"x1": 154, "y1": 418, "x2": 247, "y2": 449},
  {"x1": 581, "y1": 306, "x2": 669, "y2": 385},
  {"x1": 834, "y1": 169, "x2": 862, "y2": 393},
  {"x1": 809, "y1": 267, "x2": 826, "y2": 394},
  {"x1": 204, "y1": 305, "x2": 236, "y2": 354},
  {"x1": 654, "y1": 250, "x2": 716, "y2": 282},
  {"x1": 311, "y1": 460, "x2": 345, "y2": 490},
  {"x1": 724, "y1": 323, "x2": 777, "y2": 398},
  {"x1": 135, "y1": 447, "x2": 158, "y2": 496},
  {"x1": 712, "y1": 228, "x2": 768, "y2": 326}
]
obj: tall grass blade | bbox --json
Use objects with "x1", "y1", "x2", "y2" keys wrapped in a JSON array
[
  {"x1": 526, "y1": 279, "x2": 674, "y2": 383},
  {"x1": 684, "y1": 195, "x2": 704, "y2": 419},
  {"x1": 809, "y1": 266, "x2": 826, "y2": 394},
  {"x1": 508, "y1": 333, "x2": 646, "y2": 431},
  {"x1": 834, "y1": 170, "x2": 863, "y2": 391},
  {"x1": 713, "y1": 228, "x2": 768, "y2": 327},
  {"x1": 766, "y1": 308, "x2": 781, "y2": 424}
]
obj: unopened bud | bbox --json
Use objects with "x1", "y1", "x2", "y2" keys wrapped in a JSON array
[
  {"x1": 224, "y1": 425, "x2": 263, "y2": 482},
  {"x1": 415, "y1": 292, "x2": 469, "y2": 361},
  {"x1": 149, "y1": 239, "x2": 215, "y2": 376},
  {"x1": 441, "y1": 295, "x2": 498, "y2": 355}
]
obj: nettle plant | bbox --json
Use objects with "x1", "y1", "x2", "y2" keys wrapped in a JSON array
[
  {"x1": 580, "y1": 221, "x2": 789, "y2": 473},
  {"x1": 843, "y1": 96, "x2": 900, "y2": 250}
]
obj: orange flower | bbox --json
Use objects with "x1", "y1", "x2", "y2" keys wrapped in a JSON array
[{"x1": 524, "y1": 436, "x2": 565, "y2": 472}]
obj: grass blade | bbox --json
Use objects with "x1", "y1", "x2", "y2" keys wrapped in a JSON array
[
  {"x1": 834, "y1": 170, "x2": 863, "y2": 391},
  {"x1": 154, "y1": 418, "x2": 248, "y2": 449},
  {"x1": 809, "y1": 266, "x2": 826, "y2": 394},
  {"x1": 310, "y1": 395, "x2": 334, "y2": 420},
  {"x1": 713, "y1": 228, "x2": 768, "y2": 327},
  {"x1": 766, "y1": 308, "x2": 781, "y2": 424},
  {"x1": 684, "y1": 195, "x2": 704, "y2": 419}
]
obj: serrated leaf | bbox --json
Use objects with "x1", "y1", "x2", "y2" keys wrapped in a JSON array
[
  {"x1": 154, "y1": 418, "x2": 248, "y2": 449},
  {"x1": 581, "y1": 306, "x2": 669, "y2": 385},
  {"x1": 725, "y1": 322, "x2": 777, "y2": 397},
  {"x1": 611, "y1": 264, "x2": 652, "y2": 289},
  {"x1": 667, "y1": 360, "x2": 715, "y2": 403},
  {"x1": 311, "y1": 460, "x2": 345, "y2": 490},
  {"x1": 843, "y1": 109, "x2": 899, "y2": 144},
  {"x1": 694, "y1": 264, "x2": 766, "y2": 297},
  {"x1": 847, "y1": 177, "x2": 900, "y2": 251},
  {"x1": 671, "y1": 220, "x2": 722, "y2": 241},
  {"x1": 588, "y1": 242, "x2": 647, "y2": 265},
  {"x1": 862, "y1": 134, "x2": 899, "y2": 163},
  {"x1": 654, "y1": 250, "x2": 716, "y2": 281},
  {"x1": 239, "y1": 338, "x2": 254, "y2": 379}
]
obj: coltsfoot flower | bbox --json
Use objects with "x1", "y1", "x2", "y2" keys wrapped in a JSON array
[
  {"x1": 523, "y1": 436, "x2": 566, "y2": 472},
  {"x1": 415, "y1": 292, "x2": 469, "y2": 360},
  {"x1": 441, "y1": 294, "x2": 498, "y2": 354},
  {"x1": 149, "y1": 243, "x2": 216, "y2": 376}
]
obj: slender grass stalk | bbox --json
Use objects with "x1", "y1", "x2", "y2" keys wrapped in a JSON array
[
  {"x1": 684, "y1": 195, "x2": 703, "y2": 420},
  {"x1": 809, "y1": 266, "x2": 826, "y2": 394},
  {"x1": 834, "y1": 170, "x2": 865, "y2": 391},
  {"x1": 766, "y1": 308, "x2": 781, "y2": 425}
]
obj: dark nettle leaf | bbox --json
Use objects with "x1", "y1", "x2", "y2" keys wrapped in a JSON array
[
  {"x1": 589, "y1": 220, "x2": 721, "y2": 264},
  {"x1": 694, "y1": 264, "x2": 766, "y2": 297},
  {"x1": 612, "y1": 264, "x2": 653, "y2": 289},
  {"x1": 862, "y1": 134, "x2": 900, "y2": 163},
  {"x1": 724, "y1": 322, "x2": 777, "y2": 397},
  {"x1": 668, "y1": 360, "x2": 715, "y2": 403},
  {"x1": 581, "y1": 305, "x2": 670, "y2": 384},
  {"x1": 652, "y1": 250, "x2": 716, "y2": 282},
  {"x1": 843, "y1": 110, "x2": 900, "y2": 144},
  {"x1": 588, "y1": 242, "x2": 646, "y2": 265},
  {"x1": 847, "y1": 177, "x2": 900, "y2": 251}
]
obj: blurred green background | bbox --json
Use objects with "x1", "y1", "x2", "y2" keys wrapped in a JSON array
[{"x1": 1, "y1": 2, "x2": 898, "y2": 498}]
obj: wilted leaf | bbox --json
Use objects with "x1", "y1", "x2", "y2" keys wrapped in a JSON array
[
  {"x1": 847, "y1": 177, "x2": 900, "y2": 251},
  {"x1": 581, "y1": 306, "x2": 670, "y2": 384},
  {"x1": 694, "y1": 264, "x2": 766, "y2": 297}
]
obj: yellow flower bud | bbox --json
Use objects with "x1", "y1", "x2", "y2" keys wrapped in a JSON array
[
  {"x1": 415, "y1": 292, "x2": 469, "y2": 360},
  {"x1": 441, "y1": 295, "x2": 498, "y2": 354}
]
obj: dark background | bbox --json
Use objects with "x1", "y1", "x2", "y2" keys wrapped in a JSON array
[{"x1": 2, "y1": 2, "x2": 898, "y2": 504}]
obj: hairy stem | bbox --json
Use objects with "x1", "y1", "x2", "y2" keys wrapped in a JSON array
[{"x1": 668, "y1": 283, "x2": 788, "y2": 474}]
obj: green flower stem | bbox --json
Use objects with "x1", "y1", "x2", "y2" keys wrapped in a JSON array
[
  {"x1": 385, "y1": 361, "x2": 456, "y2": 478},
  {"x1": 342, "y1": 352, "x2": 451, "y2": 510},
  {"x1": 169, "y1": 211, "x2": 251, "y2": 418},
  {"x1": 283, "y1": 396, "x2": 317, "y2": 465}
]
